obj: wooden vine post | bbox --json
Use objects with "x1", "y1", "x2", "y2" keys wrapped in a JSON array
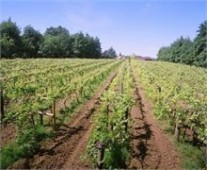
[
  {"x1": 107, "y1": 104, "x2": 113, "y2": 131},
  {"x1": 30, "y1": 113, "x2": 35, "y2": 127},
  {"x1": 174, "y1": 119, "x2": 180, "y2": 141},
  {"x1": 106, "y1": 104, "x2": 109, "y2": 129},
  {"x1": 182, "y1": 124, "x2": 188, "y2": 139},
  {"x1": 64, "y1": 99, "x2": 67, "y2": 109},
  {"x1": 192, "y1": 130, "x2": 198, "y2": 146},
  {"x1": 52, "y1": 99, "x2": 56, "y2": 130},
  {"x1": 121, "y1": 83, "x2": 124, "y2": 94},
  {"x1": 80, "y1": 86, "x2": 84, "y2": 97},
  {"x1": 95, "y1": 140, "x2": 106, "y2": 169},
  {"x1": 110, "y1": 122, "x2": 113, "y2": 131},
  {"x1": 157, "y1": 85, "x2": 162, "y2": 104},
  {"x1": 1, "y1": 87, "x2": 5, "y2": 122},
  {"x1": 124, "y1": 108, "x2": 129, "y2": 132},
  {"x1": 39, "y1": 112, "x2": 43, "y2": 125},
  {"x1": 106, "y1": 104, "x2": 109, "y2": 118}
]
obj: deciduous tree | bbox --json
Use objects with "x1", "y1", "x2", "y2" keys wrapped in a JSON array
[
  {"x1": 0, "y1": 18, "x2": 22, "y2": 58},
  {"x1": 22, "y1": 25, "x2": 43, "y2": 58}
]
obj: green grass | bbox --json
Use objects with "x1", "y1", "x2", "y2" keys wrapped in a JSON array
[
  {"x1": 104, "y1": 145, "x2": 129, "y2": 169},
  {"x1": 158, "y1": 118, "x2": 206, "y2": 169},
  {"x1": 1, "y1": 142, "x2": 23, "y2": 169},
  {"x1": 175, "y1": 140, "x2": 205, "y2": 169},
  {"x1": 0, "y1": 125, "x2": 53, "y2": 169}
]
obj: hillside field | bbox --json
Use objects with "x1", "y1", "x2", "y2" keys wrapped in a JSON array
[{"x1": 0, "y1": 58, "x2": 206, "y2": 169}]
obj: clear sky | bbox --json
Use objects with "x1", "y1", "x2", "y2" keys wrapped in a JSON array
[{"x1": 1, "y1": 0, "x2": 206, "y2": 58}]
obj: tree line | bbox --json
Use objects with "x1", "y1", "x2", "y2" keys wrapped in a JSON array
[
  {"x1": 0, "y1": 18, "x2": 117, "y2": 59},
  {"x1": 157, "y1": 20, "x2": 207, "y2": 68}
]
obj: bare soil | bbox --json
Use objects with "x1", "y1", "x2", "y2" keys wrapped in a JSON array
[
  {"x1": 0, "y1": 123, "x2": 16, "y2": 147},
  {"x1": 128, "y1": 68, "x2": 181, "y2": 169},
  {"x1": 8, "y1": 72, "x2": 117, "y2": 169}
]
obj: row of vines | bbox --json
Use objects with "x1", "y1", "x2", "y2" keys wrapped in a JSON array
[
  {"x1": 1, "y1": 58, "x2": 206, "y2": 169},
  {"x1": 0, "y1": 58, "x2": 122, "y2": 169},
  {"x1": 131, "y1": 60, "x2": 207, "y2": 145},
  {"x1": 85, "y1": 59, "x2": 134, "y2": 168}
]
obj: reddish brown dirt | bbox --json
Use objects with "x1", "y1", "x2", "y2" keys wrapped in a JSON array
[
  {"x1": 0, "y1": 123, "x2": 16, "y2": 146},
  {"x1": 8, "y1": 72, "x2": 117, "y2": 169},
  {"x1": 129, "y1": 69, "x2": 181, "y2": 169}
]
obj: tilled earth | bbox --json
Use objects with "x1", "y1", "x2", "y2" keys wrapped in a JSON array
[{"x1": 128, "y1": 70, "x2": 180, "y2": 169}]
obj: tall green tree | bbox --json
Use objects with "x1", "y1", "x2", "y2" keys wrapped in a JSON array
[
  {"x1": 0, "y1": 19, "x2": 103, "y2": 59},
  {"x1": 170, "y1": 37, "x2": 194, "y2": 64},
  {"x1": 45, "y1": 26, "x2": 69, "y2": 36},
  {"x1": 194, "y1": 20, "x2": 207, "y2": 67},
  {"x1": 179, "y1": 38, "x2": 194, "y2": 65},
  {"x1": 22, "y1": 25, "x2": 43, "y2": 58},
  {"x1": 157, "y1": 20, "x2": 206, "y2": 68},
  {"x1": 94, "y1": 37, "x2": 101, "y2": 58},
  {"x1": 70, "y1": 32, "x2": 102, "y2": 58},
  {"x1": 157, "y1": 46, "x2": 171, "y2": 61},
  {"x1": 39, "y1": 26, "x2": 71, "y2": 57},
  {"x1": 71, "y1": 32, "x2": 87, "y2": 58},
  {"x1": 158, "y1": 37, "x2": 194, "y2": 64},
  {"x1": 82, "y1": 34, "x2": 94, "y2": 58},
  {"x1": 102, "y1": 47, "x2": 117, "y2": 58},
  {"x1": 0, "y1": 18, "x2": 22, "y2": 58}
]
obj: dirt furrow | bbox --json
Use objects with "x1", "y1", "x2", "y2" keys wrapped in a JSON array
[
  {"x1": 0, "y1": 123, "x2": 16, "y2": 147},
  {"x1": 129, "y1": 84, "x2": 161, "y2": 169},
  {"x1": 138, "y1": 85, "x2": 181, "y2": 169},
  {"x1": 129, "y1": 67, "x2": 180, "y2": 169},
  {"x1": 62, "y1": 122, "x2": 94, "y2": 169},
  {"x1": 8, "y1": 72, "x2": 117, "y2": 169}
]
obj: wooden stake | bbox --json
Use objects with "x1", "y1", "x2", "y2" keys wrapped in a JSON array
[
  {"x1": 64, "y1": 99, "x2": 67, "y2": 108},
  {"x1": 53, "y1": 99, "x2": 56, "y2": 130},
  {"x1": 124, "y1": 108, "x2": 129, "y2": 132},
  {"x1": 1, "y1": 88, "x2": 5, "y2": 121},
  {"x1": 183, "y1": 126, "x2": 187, "y2": 139},
  {"x1": 106, "y1": 104, "x2": 109, "y2": 128},
  {"x1": 121, "y1": 83, "x2": 123, "y2": 94},
  {"x1": 95, "y1": 141, "x2": 105, "y2": 169},
  {"x1": 39, "y1": 113, "x2": 43, "y2": 125},
  {"x1": 80, "y1": 86, "x2": 83, "y2": 97},
  {"x1": 97, "y1": 148, "x2": 105, "y2": 169},
  {"x1": 106, "y1": 104, "x2": 109, "y2": 117},
  {"x1": 109, "y1": 123, "x2": 113, "y2": 131},
  {"x1": 174, "y1": 120, "x2": 180, "y2": 141},
  {"x1": 30, "y1": 113, "x2": 35, "y2": 127},
  {"x1": 192, "y1": 130, "x2": 197, "y2": 146}
]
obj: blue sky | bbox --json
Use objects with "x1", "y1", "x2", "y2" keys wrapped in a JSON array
[{"x1": 1, "y1": 0, "x2": 206, "y2": 58}]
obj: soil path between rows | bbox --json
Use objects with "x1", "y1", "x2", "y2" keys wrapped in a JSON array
[
  {"x1": 8, "y1": 72, "x2": 117, "y2": 169},
  {"x1": 0, "y1": 123, "x2": 16, "y2": 147},
  {"x1": 129, "y1": 67, "x2": 181, "y2": 169}
]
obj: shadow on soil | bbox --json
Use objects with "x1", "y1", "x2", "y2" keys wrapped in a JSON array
[
  {"x1": 39, "y1": 125, "x2": 84, "y2": 155},
  {"x1": 131, "y1": 122, "x2": 157, "y2": 168}
]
